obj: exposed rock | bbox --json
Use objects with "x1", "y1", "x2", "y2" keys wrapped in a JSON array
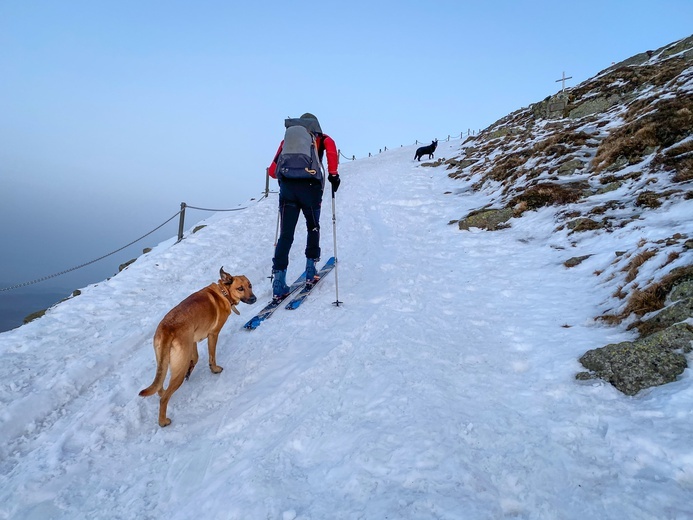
[
  {"x1": 511, "y1": 182, "x2": 584, "y2": 211},
  {"x1": 530, "y1": 94, "x2": 568, "y2": 120},
  {"x1": 487, "y1": 127, "x2": 526, "y2": 139},
  {"x1": 447, "y1": 158, "x2": 477, "y2": 170},
  {"x1": 670, "y1": 280, "x2": 693, "y2": 302},
  {"x1": 567, "y1": 217, "x2": 603, "y2": 232},
  {"x1": 569, "y1": 94, "x2": 621, "y2": 119},
  {"x1": 577, "y1": 336, "x2": 688, "y2": 395},
  {"x1": 421, "y1": 159, "x2": 445, "y2": 168},
  {"x1": 605, "y1": 156, "x2": 629, "y2": 172},
  {"x1": 638, "y1": 298, "x2": 693, "y2": 335},
  {"x1": 564, "y1": 255, "x2": 592, "y2": 268},
  {"x1": 635, "y1": 323, "x2": 693, "y2": 353},
  {"x1": 635, "y1": 191, "x2": 663, "y2": 209},
  {"x1": 596, "y1": 181, "x2": 622, "y2": 194},
  {"x1": 557, "y1": 158, "x2": 584, "y2": 175},
  {"x1": 660, "y1": 34, "x2": 693, "y2": 60},
  {"x1": 610, "y1": 52, "x2": 652, "y2": 70},
  {"x1": 119, "y1": 259, "x2": 136, "y2": 272},
  {"x1": 23, "y1": 309, "x2": 47, "y2": 324},
  {"x1": 458, "y1": 208, "x2": 514, "y2": 231}
]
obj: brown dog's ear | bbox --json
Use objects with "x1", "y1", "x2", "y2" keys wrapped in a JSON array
[{"x1": 219, "y1": 266, "x2": 234, "y2": 285}]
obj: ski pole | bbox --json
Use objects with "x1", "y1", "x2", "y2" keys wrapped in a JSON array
[
  {"x1": 270, "y1": 206, "x2": 281, "y2": 282},
  {"x1": 331, "y1": 185, "x2": 343, "y2": 306}
]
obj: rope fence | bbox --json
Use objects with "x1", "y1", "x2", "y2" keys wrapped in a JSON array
[
  {"x1": 177, "y1": 202, "x2": 248, "y2": 244},
  {"x1": 338, "y1": 129, "x2": 480, "y2": 161},
  {"x1": 0, "y1": 201, "x2": 252, "y2": 292},
  {"x1": 0, "y1": 210, "x2": 182, "y2": 292},
  {"x1": 3, "y1": 128, "x2": 482, "y2": 292}
]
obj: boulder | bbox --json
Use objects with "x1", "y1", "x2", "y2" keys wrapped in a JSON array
[
  {"x1": 577, "y1": 333, "x2": 688, "y2": 395},
  {"x1": 458, "y1": 208, "x2": 514, "y2": 231}
]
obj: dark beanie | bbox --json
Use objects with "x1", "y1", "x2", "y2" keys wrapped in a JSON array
[{"x1": 299, "y1": 113, "x2": 322, "y2": 134}]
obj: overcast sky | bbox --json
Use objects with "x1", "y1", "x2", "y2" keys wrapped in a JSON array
[{"x1": 1, "y1": 0, "x2": 691, "y2": 292}]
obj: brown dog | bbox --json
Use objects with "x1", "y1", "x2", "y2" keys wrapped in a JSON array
[{"x1": 139, "y1": 267, "x2": 256, "y2": 427}]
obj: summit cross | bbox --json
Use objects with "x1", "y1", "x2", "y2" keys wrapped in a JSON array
[{"x1": 555, "y1": 71, "x2": 573, "y2": 92}]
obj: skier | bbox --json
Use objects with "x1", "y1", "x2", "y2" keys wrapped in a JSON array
[{"x1": 268, "y1": 113, "x2": 341, "y2": 301}]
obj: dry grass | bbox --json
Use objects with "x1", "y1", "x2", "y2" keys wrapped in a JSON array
[
  {"x1": 613, "y1": 286, "x2": 628, "y2": 300},
  {"x1": 532, "y1": 131, "x2": 593, "y2": 155},
  {"x1": 622, "y1": 249, "x2": 657, "y2": 283},
  {"x1": 598, "y1": 284, "x2": 664, "y2": 327},
  {"x1": 569, "y1": 218, "x2": 603, "y2": 233},
  {"x1": 592, "y1": 96, "x2": 693, "y2": 173},
  {"x1": 510, "y1": 182, "x2": 584, "y2": 211},
  {"x1": 662, "y1": 251, "x2": 681, "y2": 267},
  {"x1": 672, "y1": 160, "x2": 693, "y2": 183},
  {"x1": 567, "y1": 57, "x2": 689, "y2": 110},
  {"x1": 513, "y1": 201, "x2": 528, "y2": 216},
  {"x1": 658, "y1": 265, "x2": 693, "y2": 293},
  {"x1": 596, "y1": 314, "x2": 623, "y2": 326},
  {"x1": 486, "y1": 151, "x2": 532, "y2": 182},
  {"x1": 651, "y1": 140, "x2": 693, "y2": 183},
  {"x1": 635, "y1": 191, "x2": 663, "y2": 209},
  {"x1": 600, "y1": 264, "x2": 693, "y2": 326},
  {"x1": 461, "y1": 52, "x2": 692, "y2": 335},
  {"x1": 622, "y1": 283, "x2": 667, "y2": 316}
]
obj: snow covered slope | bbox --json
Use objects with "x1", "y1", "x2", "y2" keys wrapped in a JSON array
[{"x1": 1, "y1": 136, "x2": 692, "y2": 519}]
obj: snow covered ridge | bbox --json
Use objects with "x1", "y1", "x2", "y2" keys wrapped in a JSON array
[{"x1": 440, "y1": 33, "x2": 693, "y2": 395}]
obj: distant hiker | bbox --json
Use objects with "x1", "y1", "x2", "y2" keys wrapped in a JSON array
[{"x1": 268, "y1": 113, "x2": 341, "y2": 300}]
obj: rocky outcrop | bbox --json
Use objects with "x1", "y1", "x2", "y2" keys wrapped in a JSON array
[
  {"x1": 456, "y1": 208, "x2": 514, "y2": 231},
  {"x1": 568, "y1": 94, "x2": 621, "y2": 119},
  {"x1": 577, "y1": 275, "x2": 693, "y2": 395},
  {"x1": 447, "y1": 34, "x2": 693, "y2": 396},
  {"x1": 577, "y1": 323, "x2": 693, "y2": 395}
]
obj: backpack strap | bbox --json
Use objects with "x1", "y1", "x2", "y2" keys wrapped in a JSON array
[{"x1": 316, "y1": 135, "x2": 326, "y2": 162}]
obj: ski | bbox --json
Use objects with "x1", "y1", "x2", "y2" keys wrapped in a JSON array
[
  {"x1": 243, "y1": 271, "x2": 306, "y2": 330},
  {"x1": 285, "y1": 257, "x2": 336, "y2": 310}
]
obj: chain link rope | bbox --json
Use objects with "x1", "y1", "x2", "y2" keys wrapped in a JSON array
[{"x1": 1, "y1": 210, "x2": 181, "y2": 292}]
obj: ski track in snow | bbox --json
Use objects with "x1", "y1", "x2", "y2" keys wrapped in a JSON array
[{"x1": 1, "y1": 140, "x2": 692, "y2": 519}]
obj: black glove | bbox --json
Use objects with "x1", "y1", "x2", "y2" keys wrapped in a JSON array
[{"x1": 328, "y1": 173, "x2": 341, "y2": 192}]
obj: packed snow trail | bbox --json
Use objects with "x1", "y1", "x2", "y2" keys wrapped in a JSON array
[{"x1": 1, "y1": 140, "x2": 691, "y2": 519}]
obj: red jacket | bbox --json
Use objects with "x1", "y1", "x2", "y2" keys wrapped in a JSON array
[{"x1": 268, "y1": 133, "x2": 339, "y2": 179}]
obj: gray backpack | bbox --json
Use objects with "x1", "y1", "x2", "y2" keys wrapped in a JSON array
[{"x1": 275, "y1": 118, "x2": 324, "y2": 184}]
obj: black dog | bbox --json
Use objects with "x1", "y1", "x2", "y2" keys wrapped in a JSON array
[{"x1": 415, "y1": 139, "x2": 438, "y2": 161}]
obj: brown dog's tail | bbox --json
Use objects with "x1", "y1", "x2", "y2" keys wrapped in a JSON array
[{"x1": 139, "y1": 338, "x2": 170, "y2": 397}]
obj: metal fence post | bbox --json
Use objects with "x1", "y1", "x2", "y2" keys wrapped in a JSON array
[{"x1": 177, "y1": 202, "x2": 186, "y2": 242}]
